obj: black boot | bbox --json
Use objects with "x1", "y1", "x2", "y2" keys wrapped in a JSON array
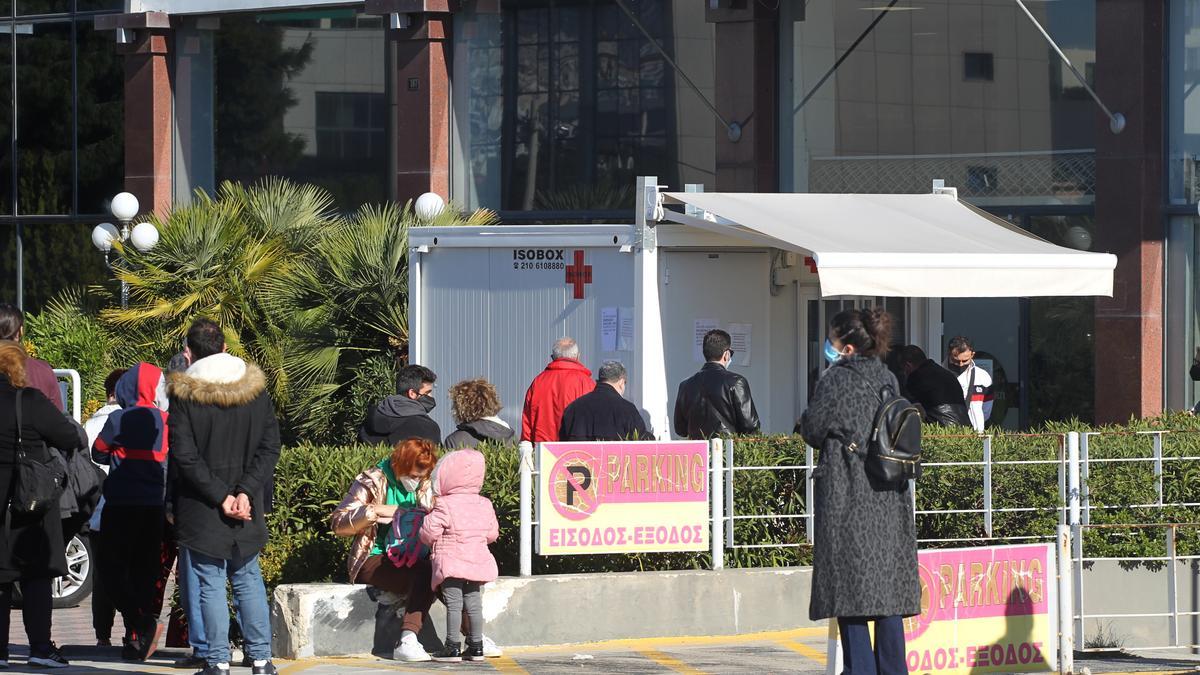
[
  {"x1": 432, "y1": 641, "x2": 462, "y2": 663},
  {"x1": 464, "y1": 640, "x2": 486, "y2": 662}
]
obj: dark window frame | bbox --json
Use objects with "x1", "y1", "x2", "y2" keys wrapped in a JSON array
[
  {"x1": 963, "y1": 51, "x2": 994, "y2": 82},
  {"x1": 495, "y1": 0, "x2": 680, "y2": 212}
]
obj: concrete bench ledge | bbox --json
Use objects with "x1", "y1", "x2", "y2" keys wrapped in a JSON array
[{"x1": 271, "y1": 567, "x2": 817, "y2": 659}]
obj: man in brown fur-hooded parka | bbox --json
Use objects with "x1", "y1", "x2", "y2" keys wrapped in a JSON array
[{"x1": 168, "y1": 318, "x2": 281, "y2": 675}]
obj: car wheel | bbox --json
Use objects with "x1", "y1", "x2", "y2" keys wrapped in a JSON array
[{"x1": 51, "y1": 535, "x2": 93, "y2": 608}]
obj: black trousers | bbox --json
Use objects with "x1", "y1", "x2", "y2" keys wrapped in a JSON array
[
  {"x1": 99, "y1": 505, "x2": 165, "y2": 634},
  {"x1": 89, "y1": 532, "x2": 116, "y2": 641},
  {"x1": 0, "y1": 578, "x2": 52, "y2": 656}
]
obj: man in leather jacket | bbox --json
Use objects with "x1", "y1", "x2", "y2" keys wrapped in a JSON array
[
  {"x1": 673, "y1": 329, "x2": 761, "y2": 439},
  {"x1": 897, "y1": 345, "x2": 972, "y2": 428}
]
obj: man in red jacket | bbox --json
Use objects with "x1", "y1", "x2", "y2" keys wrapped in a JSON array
[{"x1": 521, "y1": 337, "x2": 594, "y2": 442}]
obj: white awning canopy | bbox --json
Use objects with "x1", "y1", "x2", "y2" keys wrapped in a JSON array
[{"x1": 660, "y1": 191, "x2": 1116, "y2": 298}]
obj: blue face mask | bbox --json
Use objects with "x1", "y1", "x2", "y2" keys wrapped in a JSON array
[{"x1": 823, "y1": 338, "x2": 845, "y2": 364}]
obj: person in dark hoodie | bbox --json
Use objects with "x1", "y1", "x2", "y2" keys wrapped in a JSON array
[
  {"x1": 444, "y1": 379, "x2": 514, "y2": 449},
  {"x1": 360, "y1": 365, "x2": 441, "y2": 447},
  {"x1": 91, "y1": 362, "x2": 170, "y2": 662}
]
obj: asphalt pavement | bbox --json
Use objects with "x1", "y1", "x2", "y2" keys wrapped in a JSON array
[{"x1": 2, "y1": 627, "x2": 1200, "y2": 674}]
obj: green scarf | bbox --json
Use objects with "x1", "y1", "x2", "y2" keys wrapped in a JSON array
[{"x1": 371, "y1": 456, "x2": 418, "y2": 556}]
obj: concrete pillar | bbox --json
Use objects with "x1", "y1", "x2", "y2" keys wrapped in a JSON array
[
  {"x1": 708, "y1": 3, "x2": 778, "y2": 193},
  {"x1": 97, "y1": 12, "x2": 174, "y2": 219},
  {"x1": 1093, "y1": 0, "x2": 1166, "y2": 423},
  {"x1": 383, "y1": 6, "x2": 454, "y2": 203}
]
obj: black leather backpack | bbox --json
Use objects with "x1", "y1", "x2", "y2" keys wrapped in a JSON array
[{"x1": 846, "y1": 370, "x2": 923, "y2": 484}]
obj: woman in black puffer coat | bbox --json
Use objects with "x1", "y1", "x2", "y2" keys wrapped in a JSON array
[
  {"x1": 800, "y1": 309, "x2": 919, "y2": 675},
  {"x1": 0, "y1": 341, "x2": 86, "y2": 668}
]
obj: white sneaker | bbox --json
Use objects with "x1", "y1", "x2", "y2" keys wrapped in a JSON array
[
  {"x1": 482, "y1": 636, "x2": 503, "y2": 658},
  {"x1": 394, "y1": 640, "x2": 432, "y2": 662}
]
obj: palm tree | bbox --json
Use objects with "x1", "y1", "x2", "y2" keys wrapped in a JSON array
[
  {"x1": 101, "y1": 179, "x2": 330, "y2": 402},
  {"x1": 265, "y1": 201, "x2": 497, "y2": 443},
  {"x1": 101, "y1": 177, "x2": 496, "y2": 442}
]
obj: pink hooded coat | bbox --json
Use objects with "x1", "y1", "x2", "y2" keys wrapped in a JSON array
[{"x1": 419, "y1": 449, "x2": 499, "y2": 589}]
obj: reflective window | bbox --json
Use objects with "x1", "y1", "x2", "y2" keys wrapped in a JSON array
[
  {"x1": 452, "y1": 0, "x2": 717, "y2": 212},
  {"x1": 1170, "y1": 0, "x2": 1200, "y2": 203},
  {"x1": 76, "y1": 21, "x2": 123, "y2": 215},
  {"x1": 783, "y1": 0, "x2": 1097, "y2": 207},
  {"x1": 1025, "y1": 215, "x2": 1096, "y2": 425},
  {"x1": 17, "y1": 0, "x2": 68, "y2": 15},
  {"x1": 0, "y1": 4, "x2": 125, "y2": 312},
  {"x1": 206, "y1": 10, "x2": 390, "y2": 211},
  {"x1": 75, "y1": 0, "x2": 121, "y2": 11},
  {"x1": 17, "y1": 21, "x2": 72, "y2": 215},
  {"x1": 15, "y1": 222, "x2": 110, "y2": 310}
]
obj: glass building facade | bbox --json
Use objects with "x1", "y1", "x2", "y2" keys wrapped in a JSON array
[
  {"x1": 0, "y1": 0, "x2": 1186, "y2": 424},
  {"x1": 450, "y1": 0, "x2": 717, "y2": 215},
  {"x1": 782, "y1": 0, "x2": 1099, "y2": 427},
  {"x1": 174, "y1": 8, "x2": 390, "y2": 211},
  {"x1": 0, "y1": 0, "x2": 124, "y2": 311}
]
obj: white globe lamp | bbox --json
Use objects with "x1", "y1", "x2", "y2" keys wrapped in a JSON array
[
  {"x1": 1065, "y1": 225, "x2": 1093, "y2": 251},
  {"x1": 91, "y1": 222, "x2": 120, "y2": 252},
  {"x1": 414, "y1": 192, "x2": 446, "y2": 221},
  {"x1": 110, "y1": 191, "x2": 140, "y2": 221},
  {"x1": 130, "y1": 222, "x2": 160, "y2": 252}
]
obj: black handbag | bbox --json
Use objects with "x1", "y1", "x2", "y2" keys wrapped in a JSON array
[
  {"x1": 11, "y1": 388, "x2": 67, "y2": 516},
  {"x1": 845, "y1": 369, "x2": 923, "y2": 484}
]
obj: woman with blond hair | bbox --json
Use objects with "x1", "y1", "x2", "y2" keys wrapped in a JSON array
[
  {"x1": 444, "y1": 379, "x2": 514, "y2": 449},
  {"x1": 0, "y1": 340, "x2": 85, "y2": 668}
]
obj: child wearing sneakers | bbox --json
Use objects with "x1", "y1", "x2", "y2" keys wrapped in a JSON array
[{"x1": 419, "y1": 448, "x2": 499, "y2": 662}]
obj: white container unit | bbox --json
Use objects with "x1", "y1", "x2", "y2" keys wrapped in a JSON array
[
  {"x1": 407, "y1": 224, "x2": 921, "y2": 439},
  {"x1": 409, "y1": 177, "x2": 1117, "y2": 439}
]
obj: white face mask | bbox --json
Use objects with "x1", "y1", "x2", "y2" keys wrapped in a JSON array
[{"x1": 399, "y1": 476, "x2": 421, "y2": 492}]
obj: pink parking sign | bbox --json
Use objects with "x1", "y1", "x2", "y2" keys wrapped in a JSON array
[{"x1": 537, "y1": 441, "x2": 709, "y2": 555}]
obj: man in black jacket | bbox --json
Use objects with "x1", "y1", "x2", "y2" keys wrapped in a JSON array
[
  {"x1": 559, "y1": 361, "x2": 650, "y2": 441},
  {"x1": 674, "y1": 329, "x2": 761, "y2": 439},
  {"x1": 358, "y1": 364, "x2": 441, "y2": 446},
  {"x1": 169, "y1": 319, "x2": 281, "y2": 675},
  {"x1": 897, "y1": 345, "x2": 972, "y2": 428}
]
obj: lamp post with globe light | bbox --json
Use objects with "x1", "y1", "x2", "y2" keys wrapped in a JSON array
[
  {"x1": 414, "y1": 192, "x2": 445, "y2": 221},
  {"x1": 91, "y1": 192, "x2": 159, "y2": 309}
]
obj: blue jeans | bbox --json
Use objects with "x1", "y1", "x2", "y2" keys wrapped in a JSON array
[
  {"x1": 838, "y1": 616, "x2": 906, "y2": 675},
  {"x1": 183, "y1": 547, "x2": 271, "y2": 666},
  {"x1": 177, "y1": 547, "x2": 208, "y2": 657}
]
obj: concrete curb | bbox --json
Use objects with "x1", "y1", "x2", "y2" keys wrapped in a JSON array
[{"x1": 271, "y1": 566, "x2": 817, "y2": 659}]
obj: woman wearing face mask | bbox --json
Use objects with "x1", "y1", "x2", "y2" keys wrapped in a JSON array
[
  {"x1": 331, "y1": 439, "x2": 440, "y2": 662},
  {"x1": 800, "y1": 308, "x2": 920, "y2": 675}
]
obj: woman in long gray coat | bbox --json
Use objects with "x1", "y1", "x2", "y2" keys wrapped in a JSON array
[{"x1": 800, "y1": 308, "x2": 919, "y2": 675}]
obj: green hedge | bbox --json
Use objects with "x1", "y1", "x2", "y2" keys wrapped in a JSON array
[{"x1": 260, "y1": 414, "x2": 1200, "y2": 589}]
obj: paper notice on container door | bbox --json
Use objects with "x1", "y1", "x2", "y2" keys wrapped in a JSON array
[
  {"x1": 618, "y1": 307, "x2": 634, "y2": 351},
  {"x1": 600, "y1": 307, "x2": 618, "y2": 352},
  {"x1": 728, "y1": 323, "x2": 752, "y2": 366},
  {"x1": 694, "y1": 319, "x2": 718, "y2": 362}
]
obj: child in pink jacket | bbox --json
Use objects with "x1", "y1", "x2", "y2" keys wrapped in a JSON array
[{"x1": 419, "y1": 449, "x2": 499, "y2": 662}]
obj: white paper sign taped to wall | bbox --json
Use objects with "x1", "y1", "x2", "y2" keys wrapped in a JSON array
[
  {"x1": 694, "y1": 319, "x2": 718, "y2": 362},
  {"x1": 728, "y1": 323, "x2": 752, "y2": 367}
]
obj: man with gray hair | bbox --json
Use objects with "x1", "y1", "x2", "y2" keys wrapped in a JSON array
[
  {"x1": 521, "y1": 337, "x2": 594, "y2": 442},
  {"x1": 559, "y1": 361, "x2": 650, "y2": 441}
]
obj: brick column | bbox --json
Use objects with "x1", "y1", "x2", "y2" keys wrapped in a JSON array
[
  {"x1": 707, "y1": 3, "x2": 778, "y2": 192},
  {"x1": 375, "y1": 2, "x2": 454, "y2": 203},
  {"x1": 96, "y1": 12, "x2": 173, "y2": 219},
  {"x1": 1092, "y1": 0, "x2": 1166, "y2": 423}
]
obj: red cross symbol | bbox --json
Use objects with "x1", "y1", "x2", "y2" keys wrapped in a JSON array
[
  {"x1": 565, "y1": 249, "x2": 592, "y2": 299},
  {"x1": 803, "y1": 256, "x2": 818, "y2": 274}
]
